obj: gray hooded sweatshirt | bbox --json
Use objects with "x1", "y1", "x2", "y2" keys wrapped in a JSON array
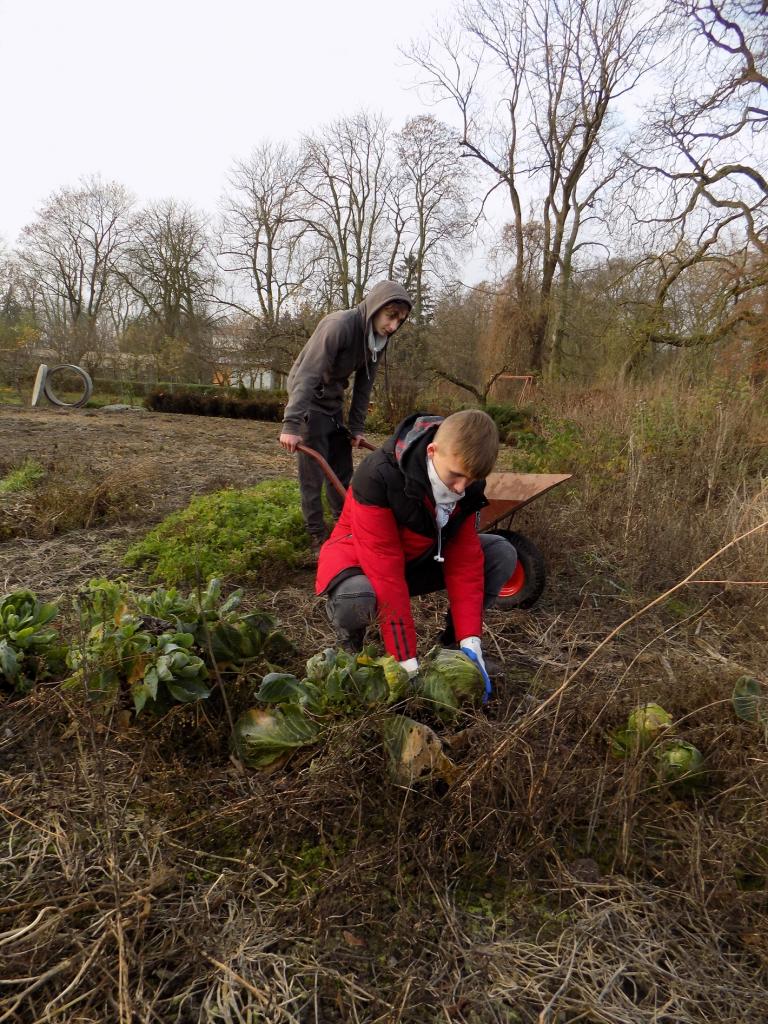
[{"x1": 282, "y1": 280, "x2": 412, "y2": 436}]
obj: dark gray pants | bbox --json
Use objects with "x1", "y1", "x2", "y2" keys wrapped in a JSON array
[
  {"x1": 297, "y1": 411, "x2": 353, "y2": 539},
  {"x1": 325, "y1": 533, "x2": 518, "y2": 647}
]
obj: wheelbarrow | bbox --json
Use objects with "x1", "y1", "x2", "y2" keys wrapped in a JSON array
[{"x1": 296, "y1": 441, "x2": 571, "y2": 610}]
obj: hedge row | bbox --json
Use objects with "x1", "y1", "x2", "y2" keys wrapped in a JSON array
[{"x1": 145, "y1": 388, "x2": 287, "y2": 421}]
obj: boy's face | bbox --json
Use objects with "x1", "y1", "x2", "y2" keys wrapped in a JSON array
[
  {"x1": 372, "y1": 303, "x2": 409, "y2": 337},
  {"x1": 427, "y1": 441, "x2": 474, "y2": 495}
]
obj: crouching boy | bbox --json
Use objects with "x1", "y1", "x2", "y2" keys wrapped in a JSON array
[{"x1": 315, "y1": 410, "x2": 517, "y2": 699}]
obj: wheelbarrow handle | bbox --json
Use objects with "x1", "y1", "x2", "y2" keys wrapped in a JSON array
[
  {"x1": 294, "y1": 443, "x2": 348, "y2": 500},
  {"x1": 294, "y1": 436, "x2": 377, "y2": 501}
]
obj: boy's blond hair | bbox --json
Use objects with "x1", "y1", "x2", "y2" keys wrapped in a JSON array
[{"x1": 434, "y1": 409, "x2": 499, "y2": 480}]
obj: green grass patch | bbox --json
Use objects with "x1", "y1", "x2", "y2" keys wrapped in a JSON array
[
  {"x1": 125, "y1": 478, "x2": 309, "y2": 586},
  {"x1": 0, "y1": 458, "x2": 45, "y2": 494}
]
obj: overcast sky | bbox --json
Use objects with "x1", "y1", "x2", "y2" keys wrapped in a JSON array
[{"x1": 0, "y1": 0, "x2": 457, "y2": 245}]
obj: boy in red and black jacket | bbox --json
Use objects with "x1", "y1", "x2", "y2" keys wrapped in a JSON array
[{"x1": 316, "y1": 410, "x2": 517, "y2": 699}]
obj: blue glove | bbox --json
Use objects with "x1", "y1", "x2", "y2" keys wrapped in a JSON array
[{"x1": 460, "y1": 641, "x2": 492, "y2": 704}]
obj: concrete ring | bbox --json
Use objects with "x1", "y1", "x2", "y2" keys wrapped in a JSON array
[{"x1": 42, "y1": 364, "x2": 94, "y2": 409}]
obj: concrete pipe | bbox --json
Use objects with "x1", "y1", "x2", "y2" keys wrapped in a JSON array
[{"x1": 41, "y1": 364, "x2": 94, "y2": 409}]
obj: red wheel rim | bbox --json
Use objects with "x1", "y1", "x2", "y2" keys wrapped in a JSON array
[{"x1": 498, "y1": 561, "x2": 525, "y2": 598}]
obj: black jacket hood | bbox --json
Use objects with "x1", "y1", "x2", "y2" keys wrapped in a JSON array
[{"x1": 385, "y1": 412, "x2": 488, "y2": 513}]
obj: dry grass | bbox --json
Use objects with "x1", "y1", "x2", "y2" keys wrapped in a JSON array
[
  {"x1": 0, "y1": 459, "x2": 163, "y2": 541},
  {"x1": 509, "y1": 380, "x2": 768, "y2": 610},
  {"x1": 1, "y1": 389, "x2": 767, "y2": 1022},
  {"x1": 2, "y1": 591, "x2": 766, "y2": 1023}
]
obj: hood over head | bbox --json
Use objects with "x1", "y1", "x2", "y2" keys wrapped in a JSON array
[
  {"x1": 392, "y1": 413, "x2": 443, "y2": 475},
  {"x1": 358, "y1": 280, "x2": 412, "y2": 335}
]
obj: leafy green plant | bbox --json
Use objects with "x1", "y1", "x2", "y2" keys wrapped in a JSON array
[
  {"x1": 0, "y1": 589, "x2": 63, "y2": 692},
  {"x1": 233, "y1": 648, "x2": 400, "y2": 769},
  {"x1": 654, "y1": 740, "x2": 706, "y2": 787},
  {"x1": 610, "y1": 703, "x2": 673, "y2": 756},
  {"x1": 67, "y1": 578, "x2": 285, "y2": 714},
  {"x1": 67, "y1": 607, "x2": 210, "y2": 713},
  {"x1": 125, "y1": 478, "x2": 309, "y2": 585},
  {"x1": 136, "y1": 578, "x2": 289, "y2": 665},
  {"x1": 132, "y1": 634, "x2": 210, "y2": 713},
  {"x1": 0, "y1": 459, "x2": 45, "y2": 494},
  {"x1": 234, "y1": 645, "x2": 485, "y2": 771},
  {"x1": 253, "y1": 648, "x2": 396, "y2": 717}
]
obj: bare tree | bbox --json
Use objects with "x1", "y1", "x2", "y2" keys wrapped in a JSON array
[
  {"x1": 299, "y1": 111, "x2": 394, "y2": 308},
  {"x1": 407, "y1": 0, "x2": 660, "y2": 376},
  {"x1": 120, "y1": 199, "x2": 217, "y2": 381},
  {"x1": 616, "y1": 0, "x2": 767, "y2": 373},
  {"x1": 614, "y1": 212, "x2": 765, "y2": 376},
  {"x1": 218, "y1": 142, "x2": 314, "y2": 325},
  {"x1": 390, "y1": 114, "x2": 471, "y2": 324},
  {"x1": 16, "y1": 176, "x2": 133, "y2": 368},
  {"x1": 651, "y1": 0, "x2": 767, "y2": 254}
]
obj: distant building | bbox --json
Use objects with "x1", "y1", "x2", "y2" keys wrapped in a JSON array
[
  {"x1": 212, "y1": 366, "x2": 285, "y2": 390},
  {"x1": 210, "y1": 324, "x2": 287, "y2": 391}
]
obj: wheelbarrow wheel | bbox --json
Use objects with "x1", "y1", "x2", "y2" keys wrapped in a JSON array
[{"x1": 491, "y1": 529, "x2": 546, "y2": 610}]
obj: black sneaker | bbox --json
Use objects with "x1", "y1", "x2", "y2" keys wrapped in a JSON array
[
  {"x1": 435, "y1": 612, "x2": 456, "y2": 648},
  {"x1": 309, "y1": 534, "x2": 326, "y2": 556},
  {"x1": 339, "y1": 628, "x2": 366, "y2": 654}
]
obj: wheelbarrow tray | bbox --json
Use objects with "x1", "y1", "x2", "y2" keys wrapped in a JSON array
[{"x1": 478, "y1": 472, "x2": 572, "y2": 532}]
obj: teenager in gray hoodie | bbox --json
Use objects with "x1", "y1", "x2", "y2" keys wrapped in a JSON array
[{"x1": 279, "y1": 280, "x2": 412, "y2": 549}]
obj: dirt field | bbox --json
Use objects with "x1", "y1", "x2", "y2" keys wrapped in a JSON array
[
  {"x1": 0, "y1": 405, "x2": 304, "y2": 592},
  {"x1": 1, "y1": 404, "x2": 767, "y2": 1023}
]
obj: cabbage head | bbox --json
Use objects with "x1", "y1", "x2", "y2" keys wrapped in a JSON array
[
  {"x1": 654, "y1": 740, "x2": 705, "y2": 786},
  {"x1": 357, "y1": 653, "x2": 410, "y2": 703},
  {"x1": 321, "y1": 650, "x2": 388, "y2": 708},
  {"x1": 305, "y1": 648, "x2": 338, "y2": 683},
  {"x1": 232, "y1": 705, "x2": 322, "y2": 768},
  {"x1": 610, "y1": 703, "x2": 673, "y2": 756},
  {"x1": 732, "y1": 676, "x2": 767, "y2": 724},
  {"x1": 414, "y1": 647, "x2": 484, "y2": 722},
  {"x1": 345, "y1": 662, "x2": 389, "y2": 706},
  {"x1": 414, "y1": 672, "x2": 460, "y2": 724},
  {"x1": 255, "y1": 671, "x2": 325, "y2": 715},
  {"x1": 626, "y1": 703, "x2": 672, "y2": 747}
]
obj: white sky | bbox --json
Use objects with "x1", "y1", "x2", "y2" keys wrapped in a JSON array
[{"x1": 0, "y1": 0, "x2": 456, "y2": 245}]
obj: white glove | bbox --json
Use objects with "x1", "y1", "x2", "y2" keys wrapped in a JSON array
[
  {"x1": 398, "y1": 657, "x2": 419, "y2": 679},
  {"x1": 459, "y1": 636, "x2": 485, "y2": 669},
  {"x1": 459, "y1": 636, "x2": 492, "y2": 703}
]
